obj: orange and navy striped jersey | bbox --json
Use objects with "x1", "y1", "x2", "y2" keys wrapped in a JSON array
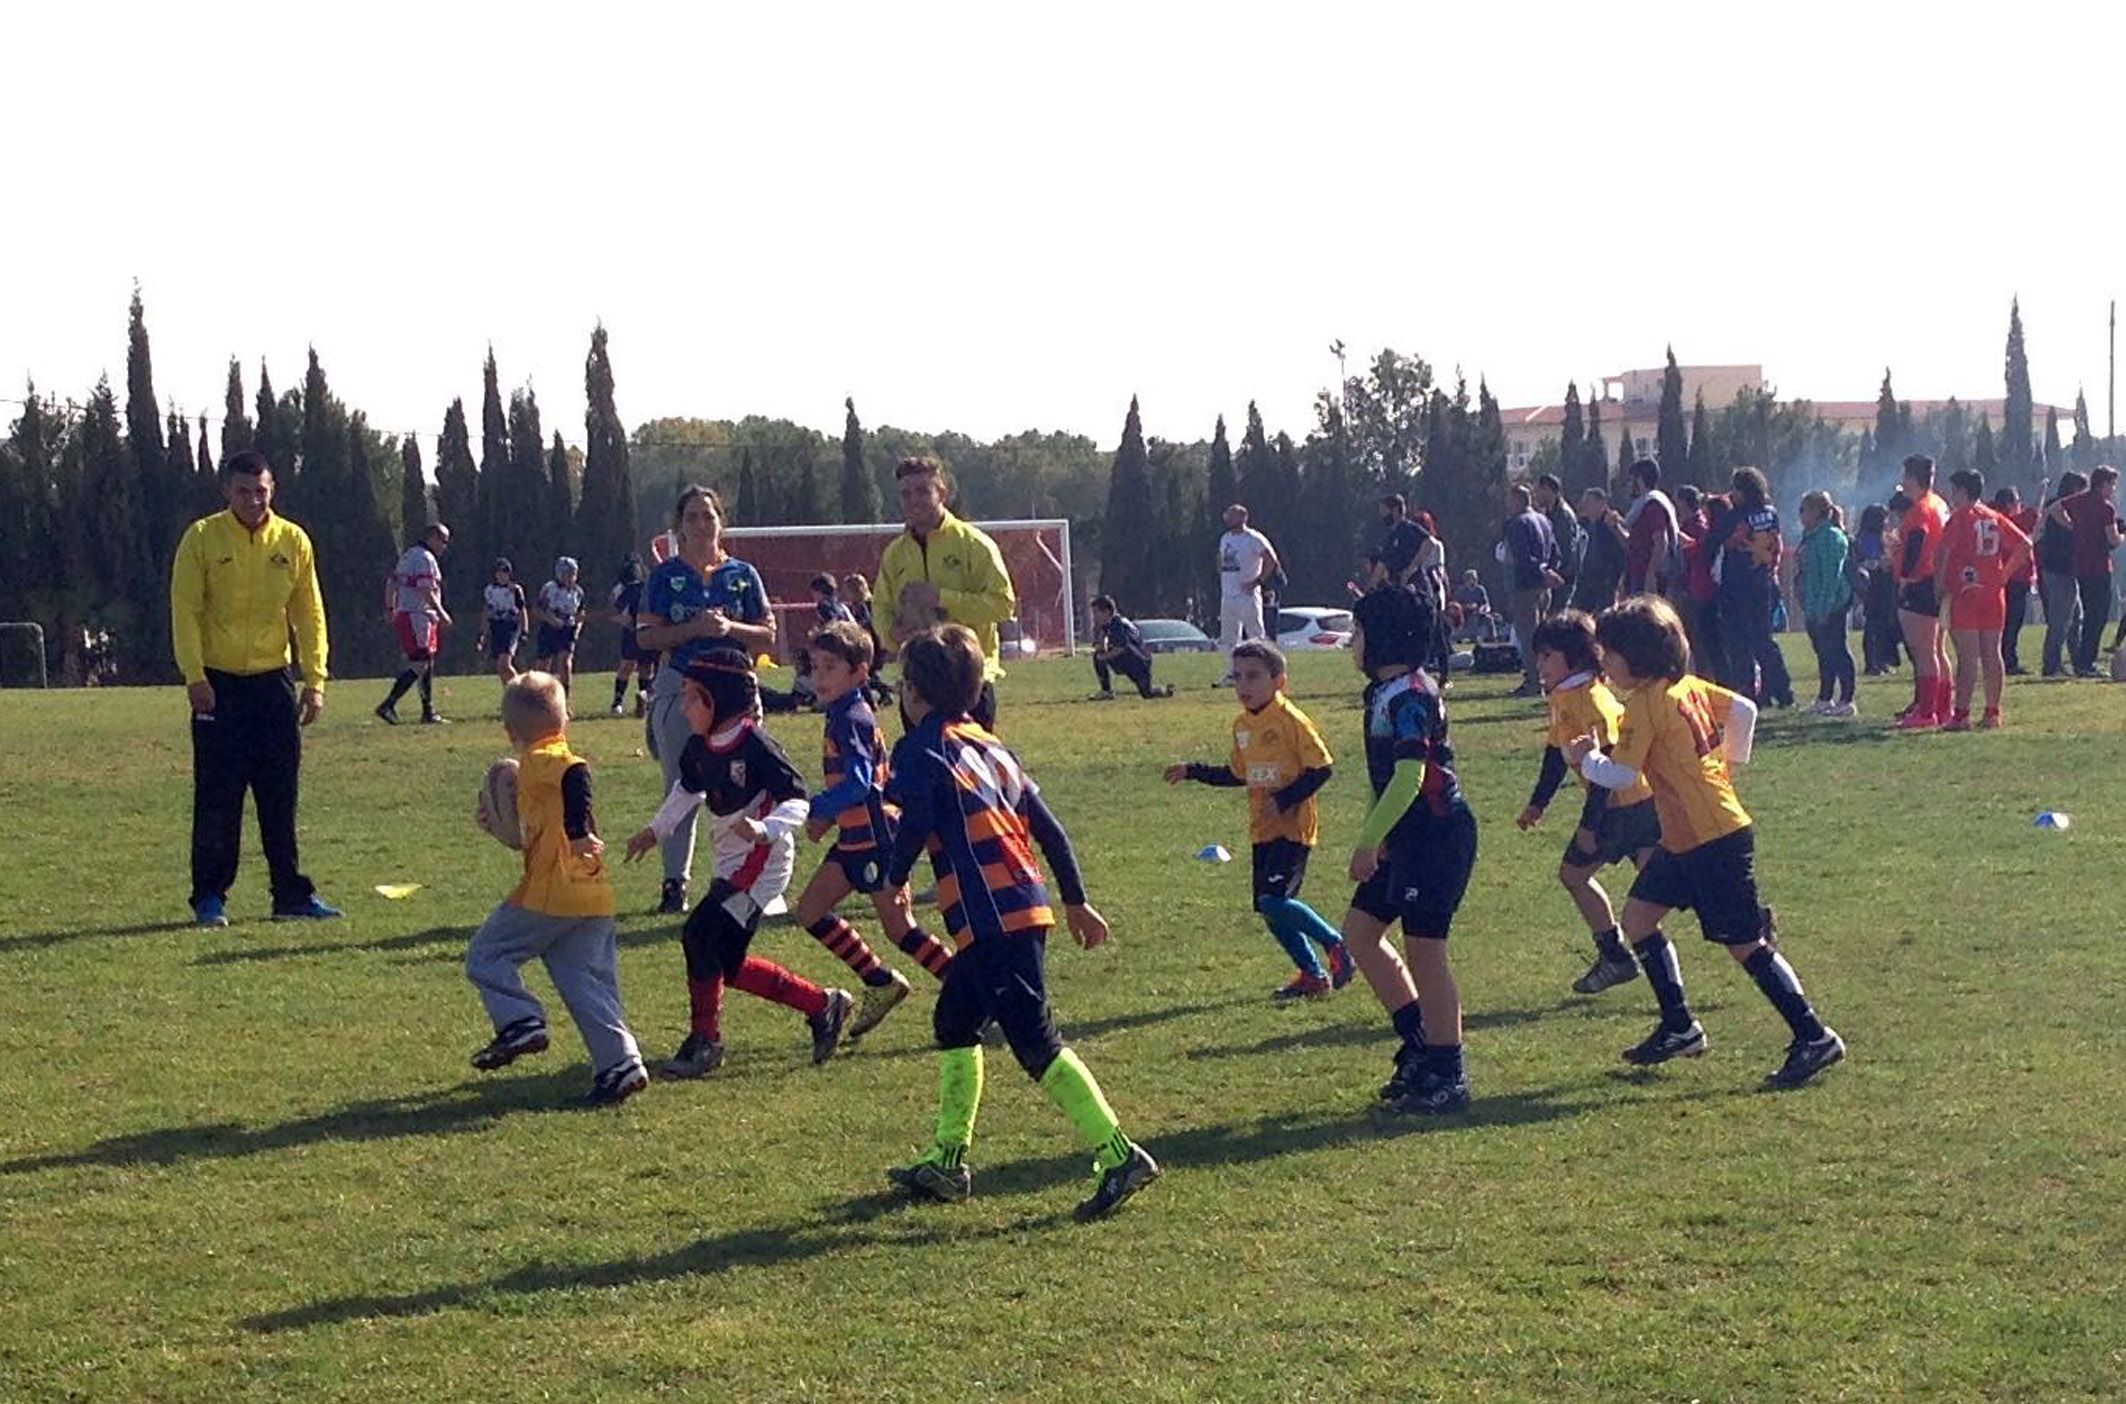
[
  {"x1": 885, "y1": 713, "x2": 1085, "y2": 948},
  {"x1": 813, "y1": 691, "x2": 896, "y2": 852}
]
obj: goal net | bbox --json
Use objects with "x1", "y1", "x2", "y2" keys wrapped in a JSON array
[{"x1": 658, "y1": 519, "x2": 1077, "y2": 663}]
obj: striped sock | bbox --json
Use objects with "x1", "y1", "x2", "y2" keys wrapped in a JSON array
[
  {"x1": 807, "y1": 917, "x2": 887, "y2": 984},
  {"x1": 896, "y1": 926, "x2": 955, "y2": 979}
]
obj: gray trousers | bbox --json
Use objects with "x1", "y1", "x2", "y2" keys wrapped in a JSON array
[
  {"x1": 2040, "y1": 570, "x2": 2082, "y2": 676},
  {"x1": 466, "y1": 903, "x2": 640, "y2": 1075},
  {"x1": 1511, "y1": 586, "x2": 1551, "y2": 688},
  {"x1": 645, "y1": 671, "x2": 700, "y2": 885}
]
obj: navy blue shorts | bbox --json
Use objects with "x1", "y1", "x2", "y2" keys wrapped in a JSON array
[
  {"x1": 1561, "y1": 797, "x2": 1661, "y2": 870},
  {"x1": 486, "y1": 618, "x2": 520, "y2": 659},
  {"x1": 1628, "y1": 826, "x2": 1767, "y2": 945},
  {"x1": 1251, "y1": 839, "x2": 1312, "y2": 907},
  {"x1": 1350, "y1": 805, "x2": 1477, "y2": 939},
  {"x1": 830, "y1": 845, "x2": 888, "y2": 896},
  {"x1": 537, "y1": 624, "x2": 578, "y2": 658}
]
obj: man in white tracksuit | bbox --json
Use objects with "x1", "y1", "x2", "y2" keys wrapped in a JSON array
[{"x1": 1215, "y1": 503, "x2": 1280, "y2": 685}]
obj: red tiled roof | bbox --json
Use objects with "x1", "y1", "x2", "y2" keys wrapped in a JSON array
[{"x1": 1502, "y1": 396, "x2": 2069, "y2": 432}]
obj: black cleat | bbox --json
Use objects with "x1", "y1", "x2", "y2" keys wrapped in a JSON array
[
  {"x1": 658, "y1": 1033, "x2": 724, "y2": 1079},
  {"x1": 1623, "y1": 1020, "x2": 1708, "y2": 1067},
  {"x1": 1765, "y1": 1028, "x2": 1846, "y2": 1090},
  {"x1": 887, "y1": 1157, "x2": 973, "y2": 1203},
  {"x1": 374, "y1": 701, "x2": 399, "y2": 725},
  {"x1": 1395, "y1": 1068, "x2": 1471, "y2": 1116},
  {"x1": 656, "y1": 878, "x2": 687, "y2": 915},
  {"x1": 585, "y1": 1059, "x2": 649, "y2": 1106},
  {"x1": 1076, "y1": 1142, "x2": 1161, "y2": 1220},
  {"x1": 472, "y1": 1017, "x2": 550, "y2": 1070},
  {"x1": 809, "y1": 989, "x2": 853, "y2": 1064},
  {"x1": 1378, "y1": 1039, "x2": 1425, "y2": 1100},
  {"x1": 420, "y1": 711, "x2": 449, "y2": 725},
  {"x1": 1572, "y1": 954, "x2": 1641, "y2": 995}
]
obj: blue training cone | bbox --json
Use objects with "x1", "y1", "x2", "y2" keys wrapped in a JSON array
[
  {"x1": 1197, "y1": 844, "x2": 1233, "y2": 863},
  {"x1": 2033, "y1": 811, "x2": 2072, "y2": 831}
]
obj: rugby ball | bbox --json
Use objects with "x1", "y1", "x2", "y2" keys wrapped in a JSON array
[{"x1": 477, "y1": 758, "x2": 523, "y2": 850}]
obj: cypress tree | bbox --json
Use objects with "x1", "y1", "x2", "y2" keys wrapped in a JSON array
[
  {"x1": 841, "y1": 397, "x2": 880, "y2": 523},
  {"x1": 1655, "y1": 347, "x2": 1689, "y2": 473},
  {"x1": 1235, "y1": 402, "x2": 1273, "y2": 515},
  {"x1": 164, "y1": 411, "x2": 195, "y2": 529},
  {"x1": 1613, "y1": 406, "x2": 1636, "y2": 490},
  {"x1": 2043, "y1": 405, "x2": 2062, "y2": 471},
  {"x1": 400, "y1": 433, "x2": 429, "y2": 540},
  {"x1": 2071, "y1": 390, "x2": 2097, "y2": 471},
  {"x1": 501, "y1": 386, "x2": 545, "y2": 567},
  {"x1": 1871, "y1": 369, "x2": 1900, "y2": 479},
  {"x1": 220, "y1": 357, "x2": 252, "y2": 459},
  {"x1": 791, "y1": 442, "x2": 828, "y2": 524},
  {"x1": 577, "y1": 324, "x2": 637, "y2": 586},
  {"x1": 433, "y1": 399, "x2": 481, "y2": 671},
  {"x1": 1581, "y1": 394, "x2": 1606, "y2": 497},
  {"x1": 1101, "y1": 395, "x2": 1155, "y2": 603},
  {"x1": 1972, "y1": 414, "x2": 1997, "y2": 477},
  {"x1": 253, "y1": 361, "x2": 298, "y2": 487},
  {"x1": 338, "y1": 412, "x2": 399, "y2": 676},
  {"x1": 194, "y1": 412, "x2": 217, "y2": 516},
  {"x1": 478, "y1": 350, "x2": 510, "y2": 562},
  {"x1": 547, "y1": 430, "x2": 574, "y2": 565},
  {"x1": 2002, "y1": 298, "x2": 2035, "y2": 489},
  {"x1": 1202, "y1": 414, "x2": 1236, "y2": 610},
  {"x1": 736, "y1": 446, "x2": 760, "y2": 524},
  {"x1": 1935, "y1": 397, "x2": 1969, "y2": 474},
  {"x1": 78, "y1": 379, "x2": 148, "y2": 677},
  {"x1": 1559, "y1": 382, "x2": 1585, "y2": 490},
  {"x1": 1687, "y1": 389, "x2": 1716, "y2": 484}
]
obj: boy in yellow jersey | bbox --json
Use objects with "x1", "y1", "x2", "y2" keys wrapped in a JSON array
[
  {"x1": 1165, "y1": 640, "x2": 1354, "y2": 999},
  {"x1": 1515, "y1": 611, "x2": 1661, "y2": 996},
  {"x1": 1566, "y1": 597, "x2": 1845, "y2": 1089},
  {"x1": 465, "y1": 672, "x2": 648, "y2": 1106}
]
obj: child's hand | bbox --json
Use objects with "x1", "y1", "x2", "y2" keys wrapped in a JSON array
[
  {"x1": 733, "y1": 816, "x2": 768, "y2": 843},
  {"x1": 624, "y1": 827, "x2": 659, "y2": 862},
  {"x1": 1562, "y1": 734, "x2": 1597, "y2": 767},
  {"x1": 570, "y1": 833, "x2": 605, "y2": 861},
  {"x1": 804, "y1": 814, "x2": 832, "y2": 843},
  {"x1": 1163, "y1": 763, "x2": 1189, "y2": 784},
  {"x1": 1516, "y1": 804, "x2": 1544, "y2": 831},
  {"x1": 1065, "y1": 902, "x2": 1110, "y2": 951},
  {"x1": 1348, "y1": 844, "x2": 1383, "y2": 883}
]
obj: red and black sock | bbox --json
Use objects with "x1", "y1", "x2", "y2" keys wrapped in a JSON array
[
  {"x1": 896, "y1": 926, "x2": 954, "y2": 979},
  {"x1": 807, "y1": 917, "x2": 891, "y2": 987}
]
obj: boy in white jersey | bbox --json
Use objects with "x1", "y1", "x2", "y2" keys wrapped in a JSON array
[
  {"x1": 475, "y1": 557, "x2": 527, "y2": 685},
  {"x1": 534, "y1": 556, "x2": 585, "y2": 705},
  {"x1": 376, "y1": 522, "x2": 452, "y2": 724}
]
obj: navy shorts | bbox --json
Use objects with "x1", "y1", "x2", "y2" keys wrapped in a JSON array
[
  {"x1": 486, "y1": 618, "x2": 520, "y2": 659},
  {"x1": 1561, "y1": 797, "x2": 1661, "y2": 870},
  {"x1": 537, "y1": 624, "x2": 578, "y2": 658},
  {"x1": 1628, "y1": 826, "x2": 1768, "y2": 945},
  {"x1": 830, "y1": 844, "x2": 888, "y2": 896},
  {"x1": 933, "y1": 929, "x2": 1062, "y2": 1078},
  {"x1": 1897, "y1": 580, "x2": 1939, "y2": 618},
  {"x1": 1350, "y1": 805, "x2": 1478, "y2": 939},
  {"x1": 1251, "y1": 838, "x2": 1312, "y2": 907},
  {"x1": 619, "y1": 629, "x2": 647, "y2": 663}
]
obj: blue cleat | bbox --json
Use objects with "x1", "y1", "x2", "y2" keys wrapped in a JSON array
[
  {"x1": 272, "y1": 895, "x2": 344, "y2": 921},
  {"x1": 192, "y1": 895, "x2": 229, "y2": 929}
]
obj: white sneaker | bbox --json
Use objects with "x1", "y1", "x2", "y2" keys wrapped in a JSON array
[
  {"x1": 1825, "y1": 701, "x2": 1857, "y2": 718},
  {"x1": 1804, "y1": 700, "x2": 1832, "y2": 715}
]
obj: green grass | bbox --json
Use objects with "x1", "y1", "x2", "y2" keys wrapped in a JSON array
[{"x1": 3, "y1": 646, "x2": 2123, "y2": 1402}]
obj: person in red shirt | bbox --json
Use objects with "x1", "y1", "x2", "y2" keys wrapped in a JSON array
[
  {"x1": 1935, "y1": 470, "x2": 2032, "y2": 730},
  {"x1": 1991, "y1": 487, "x2": 2041, "y2": 675},
  {"x1": 2047, "y1": 465, "x2": 2124, "y2": 677},
  {"x1": 1889, "y1": 454, "x2": 1953, "y2": 729}
]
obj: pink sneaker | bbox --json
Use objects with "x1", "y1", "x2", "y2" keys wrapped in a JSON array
[
  {"x1": 1895, "y1": 709, "x2": 1939, "y2": 731},
  {"x1": 1940, "y1": 712, "x2": 1973, "y2": 733}
]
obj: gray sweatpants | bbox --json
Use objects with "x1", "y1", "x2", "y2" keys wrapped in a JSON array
[
  {"x1": 645, "y1": 672, "x2": 700, "y2": 886},
  {"x1": 466, "y1": 903, "x2": 640, "y2": 1075}
]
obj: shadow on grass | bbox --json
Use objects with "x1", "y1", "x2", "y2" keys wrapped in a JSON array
[
  {"x1": 0, "y1": 919, "x2": 199, "y2": 957},
  {"x1": 1753, "y1": 720, "x2": 1904, "y2": 751},
  {"x1": 0, "y1": 1069, "x2": 588, "y2": 1176},
  {"x1": 1179, "y1": 997, "x2": 1629, "y2": 1062},
  {"x1": 863, "y1": 994, "x2": 1263, "y2": 1061},
  {"x1": 192, "y1": 924, "x2": 477, "y2": 966}
]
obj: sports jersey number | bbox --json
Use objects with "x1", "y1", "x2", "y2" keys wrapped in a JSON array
[
  {"x1": 1972, "y1": 519, "x2": 2000, "y2": 557},
  {"x1": 1678, "y1": 692, "x2": 1723, "y2": 759}
]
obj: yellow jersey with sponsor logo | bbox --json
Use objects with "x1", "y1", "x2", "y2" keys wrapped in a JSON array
[
  {"x1": 1229, "y1": 692, "x2": 1333, "y2": 847},
  {"x1": 1546, "y1": 673, "x2": 1654, "y2": 807},
  {"x1": 1610, "y1": 675, "x2": 1752, "y2": 853},
  {"x1": 169, "y1": 509, "x2": 329, "y2": 689}
]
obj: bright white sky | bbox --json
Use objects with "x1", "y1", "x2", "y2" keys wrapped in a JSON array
[{"x1": 7, "y1": 2, "x2": 2123, "y2": 456}]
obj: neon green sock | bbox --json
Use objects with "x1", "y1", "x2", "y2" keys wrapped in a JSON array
[
  {"x1": 934, "y1": 1045, "x2": 983, "y2": 1164},
  {"x1": 1038, "y1": 1047, "x2": 1132, "y2": 1171}
]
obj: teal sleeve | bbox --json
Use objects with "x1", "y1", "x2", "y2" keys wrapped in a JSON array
[{"x1": 1355, "y1": 758, "x2": 1426, "y2": 848}]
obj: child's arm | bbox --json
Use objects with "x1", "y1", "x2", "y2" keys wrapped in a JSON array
[
  {"x1": 1705, "y1": 687, "x2": 1758, "y2": 765},
  {"x1": 628, "y1": 779, "x2": 703, "y2": 859},
  {"x1": 883, "y1": 754, "x2": 937, "y2": 892},
  {"x1": 1020, "y1": 786, "x2": 1107, "y2": 950},
  {"x1": 1167, "y1": 761, "x2": 1246, "y2": 786},
  {"x1": 1520, "y1": 746, "x2": 1570, "y2": 828},
  {"x1": 1350, "y1": 759, "x2": 1424, "y2": 880},
  {"x1": 1270, "y1": 765, "x2": 1331, "y2": 812},
  {"x1": 561, "y1": 762, "x2": 604, "y2": 859}
]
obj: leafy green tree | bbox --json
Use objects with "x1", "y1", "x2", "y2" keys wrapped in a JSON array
[
  {"x1": 1342, "y1": 348, "x2": 1433, "y2": 496},
  {"x1": 1656, "y1": 347, "x2": 1688, "y2": 473},
  {"x1": 841, "y1": 397, "x2": 880, "y2": 523},
  {"x1": 337, "y1": 412, "x2": 401, "y2": 676},
  {"x1": 193, "y1": 412, "x2": 218, "y2": 517},
  {"x1": 220, "y1": 358, "x2": 252, "y2": 459},
  {"x1": 2002, "y1": 298, "x2": 2035, "y2": 489},
  {"x1": 1930, "y1": 397, "x2": 1969, "y2": 475}
]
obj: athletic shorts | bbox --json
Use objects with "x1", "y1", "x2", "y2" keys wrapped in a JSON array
[
  {"x1": 485, "y1": 618, "x2": 520, "y2": 659},
  {"x1": 1561, "y1": 797, "x2": 1661, "y2": 870},
  {"x1": 1628, "y1": 826, "x2": 1767, "y2": 945},
  {"x1": 537, "y1": 624, "x2": 578, "y2": 658},
  {"x1": 619, "y1": 629, "x2": 650, "y2": 663},
  {"x1": 1947, "y1": 594, "x2": 2006, "y2": 633},
  {"x1": 1897, "y1": 580, "x2": 1939, "y2": 618},
  {"x1": 393, "y1": 612, "x2": 437, "y2": 661},
  {"x1": 830, "y1": 844, "x2": 888, "y2": 895},
  {"x1": 1349, "y1": 804, "x2": 1477, "y2": 939},
  {"x1": 1251, "y1": 838, "x2": 1312, "y2": 906}
]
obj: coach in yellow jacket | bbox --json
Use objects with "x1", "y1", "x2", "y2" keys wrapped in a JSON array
[
  {"x1": 169, "y1": 449, "x2": 339, "y2": 927},
  {"x1": 873, "y1": 456, "x2": 1018, "y2": 729}
]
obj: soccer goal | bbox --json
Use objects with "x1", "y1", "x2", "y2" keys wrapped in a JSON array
[{"x1": 699, "y1": 520, "x2": 1078, "y2": 661}]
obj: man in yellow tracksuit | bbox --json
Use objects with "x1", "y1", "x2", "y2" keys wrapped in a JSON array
[
  {"x1": 873, "y1": 456, "x2": 1018, "y2": 729},
  {"x1": 169, "y1": 450, "x2": 338, "y2": 927}
]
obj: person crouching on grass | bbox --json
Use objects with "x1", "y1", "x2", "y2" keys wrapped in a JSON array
[
  {"x1": 1340, "y1": 585, "x2": 1479, "y2": 1116},
  {"x1": 788, "y1": 621, "x2": 959, "y2": 1043},
  {"x1": 1567, "y1": 595, "x2": 1845, "y2": 1089},
  {"x1": 1088, "y1": 594, "x2": 1174, "y2": 700},
  {"x1": 624, "y1": 647, "x2": 854, "y2": 1078},
  {"x1": 883, "y1": 624, "x2": 1159, "y2": 1221},
  {"x1": 466, "y1": 671, "x2": 648, "y2": 1106}
]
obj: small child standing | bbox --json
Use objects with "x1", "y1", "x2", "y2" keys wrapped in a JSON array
[
  {"x1": 1340, "y1": 586, "x2": 1479, "y2": 1115},
  {"x1": 884, "y1": 625, "x2": 1159, "y2": 1220},
  {"x1": 476, "y1": 557, "x2": 527, "y2": 686},
  {"x1": 1165, "y1": 640, "x2": 1353, "y2": 1000},
  {"x1": 465, "y1": 671, "x2": 648, "y2": 1106},
  {"x1": 1514, "y1": 611, "x2": 1661, "y2": 996},
  {"x1": 1567, "y1": 595, "x2": 1845, "y2": 1089},
  {"x1": 790, "y1": 621, "x2": 959, "y2": 1043},
  {"x1": 624, "y1": 648, "x2": 854, "y2": 1077}
]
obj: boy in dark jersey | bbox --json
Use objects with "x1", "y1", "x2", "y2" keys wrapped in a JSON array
[
  {"x1": 1088, "y1": 595, "x2": 1174, "y2": 700},
  {"x1": 1340, "y1": 586, "x2": 1479, "y2": 1115}
]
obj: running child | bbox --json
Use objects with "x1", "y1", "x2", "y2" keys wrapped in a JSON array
[
  {"x1": 1340, "y1": 585, "x2": 1479, "y2": 1115},
  {"x1": 534, "y1": 556, "x2": 586, "y2": 703},
  {"x1": 608, "y1": 554, "x2": 657, "y2": 717},
  {"x1": 1164, "y1": 639, "x2": 1352, "y2": 999},
  {"x1": 1935, "y1": 469, "x2": 2032, "y2": 730},
  {"x1": 623, "y1": 648, "x2": 854, "y2": 1077},
  {"x1": 789, "y1": 621, "x2": 959, "y2": 1042},
  {"x1": 1567, "y1": 595, "x2": 1845, "y2": 1089},
  {"x1": 465, "y1": 670, "x2": 648, "y2": 1106},
  {"x1": 1514, "y1": 610, "x2": 1660, "y2": 996},
  {"x1": 883, "y1": 624, "x2": 1159, "y2": 1220},
  {"x1": 376, "y1": 521, "x2": 452, "y2": 724},
  {"x1": 475, "y1": 557, "x2": 527, "y2": 686}
]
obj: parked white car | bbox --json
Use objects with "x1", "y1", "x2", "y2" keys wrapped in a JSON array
[{"x1": 1274, "y1": 606, "x2": 1354, "y2": 651}]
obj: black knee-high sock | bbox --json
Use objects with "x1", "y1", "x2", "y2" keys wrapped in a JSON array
[
  {"x1": 417, "y1": 670, "x2": 434, "y2": 713},
  {"x1": 1390, "y1": 999, "x2": 1425, "y2": 1047},
  {"x1": 613, "y1": 675, "x2": 628, "y2": 708},
  {"x1": 385, "y1": 669, "x2": 417, "y2": 705},
  {"x1": 1632, "y1": 932, "x2": 1693, "y2": 1030},
  {"x1": 1742, "y1": 945, "x2": 1826, "y2": 1042}
]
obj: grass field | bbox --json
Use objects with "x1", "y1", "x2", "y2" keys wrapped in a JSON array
[{"x1": 3, "y1": 644, "x2": 2123, "y2": 1402}]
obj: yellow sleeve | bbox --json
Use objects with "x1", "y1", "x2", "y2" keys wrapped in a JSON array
[
  {"x1": 872, "y1": 537, "x2": 904, "y2": 650},
  {"x1": 288, "y1": 529, "x2": 330, "y2": 690},
  {"x1": 169, "y1": 522, "x2": 207, "y2": 685},
  {"x1": 1295, "y1": 712, "x2": 1332, "y2": 769},
  {"x1": 1589, "y1": 688, "x2": 1625, "y2": 748},
  {"x1": 936, "y1": 526, "x2": 1017, "y2": 630}
]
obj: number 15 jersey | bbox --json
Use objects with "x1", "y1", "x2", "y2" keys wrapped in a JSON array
[{"x1": 1611, "y1": 675, "x2": 1752, "y2": 854}]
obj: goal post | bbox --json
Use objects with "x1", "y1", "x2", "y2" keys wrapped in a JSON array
[{"x1": 706, "y1": 520, "x2": 1078, "y2": 661}]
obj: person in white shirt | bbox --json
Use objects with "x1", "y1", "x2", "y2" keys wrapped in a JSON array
[
  {"x1": 1215, "y1": 504, "x2": 1281, "y2": 685},
  {"x1": 375, "y1": 522, "x2": 452, "y2": 724},
  {"x1": 535, "y1": 557, "x2": 586, "y2": 705},
  {"x1": 475, "y1": 557, "x2": 528, "y2": 685}
]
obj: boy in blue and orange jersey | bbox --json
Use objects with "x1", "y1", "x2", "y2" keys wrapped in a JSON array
[
  {"x1": 465, "y1": 670, "x2": 647, "y2": 1106},
  {"x1": 1165, "y1": 639, "x2": 1353, "y2": 1000},
  {"x1": 789, "y1": 621, "x2": 958, "y2": 1044},
  {"x1": 1339, "y1": 586, "x2": 1479, "y2": 1115},
  {"x1": 883, "y1": 625, "x2": 1159, "y2": 1221},
  {"x1": 1567, "y1": 595, "x2": 1845, "y2": 1089}
]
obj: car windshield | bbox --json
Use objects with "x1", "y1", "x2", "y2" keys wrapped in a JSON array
[
  {"x1": 1137, "y1": 619, "x2": 1206, "y2": 640},
  {"x1": 1279, "y1": 610, "x2": 1352, "y2": 634}
]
